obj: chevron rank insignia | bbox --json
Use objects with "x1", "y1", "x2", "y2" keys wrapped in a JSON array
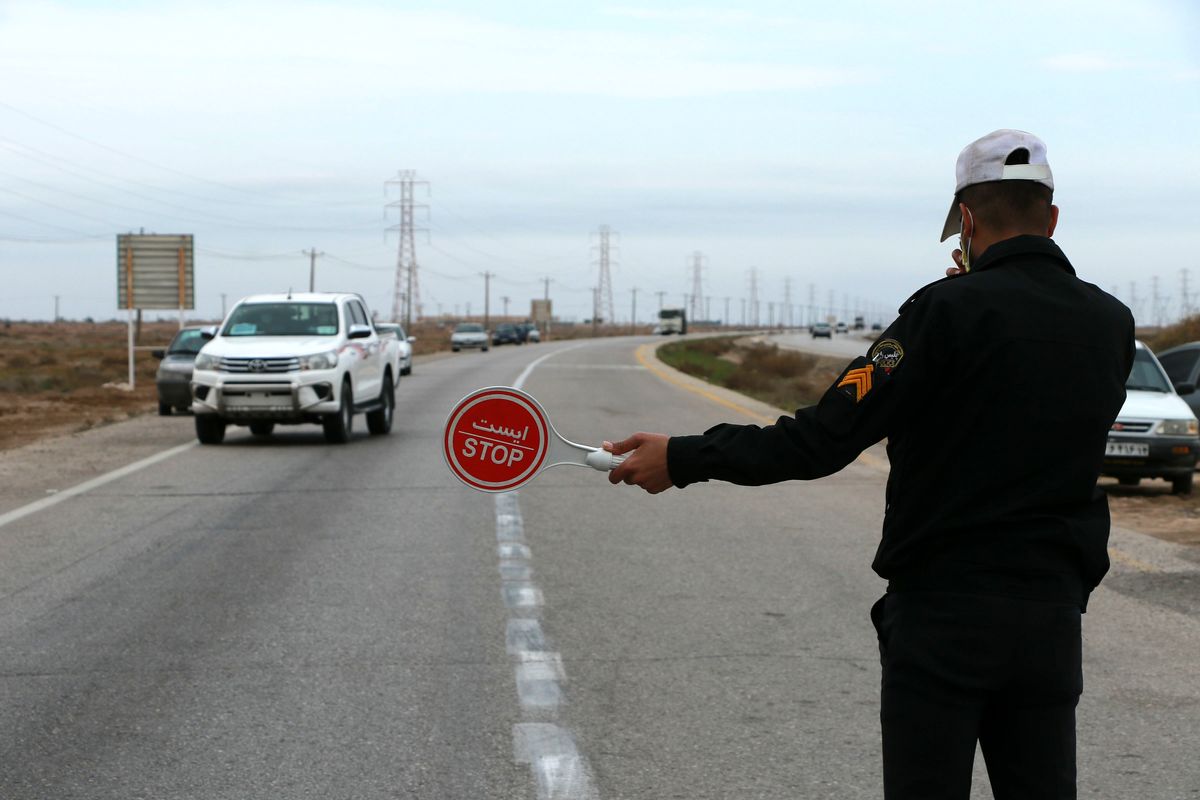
[{"x1": 837, "y1": 364, "x2": 875, "y2": 403}]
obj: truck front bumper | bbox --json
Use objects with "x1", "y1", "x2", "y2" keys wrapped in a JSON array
[{"x1": 191, "y1": 371, "x2": 341, "y2": 420}]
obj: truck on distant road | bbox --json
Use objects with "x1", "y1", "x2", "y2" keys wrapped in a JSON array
[
  {"x1": 190, "y1": 292, "x2": 400, "y2": 444},
  {"x1": 655, "y1": 308, "x2": 687, "y2": 335}
]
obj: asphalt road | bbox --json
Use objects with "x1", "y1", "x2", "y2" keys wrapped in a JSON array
[{"x1": 0, "y1": 336, "x2": 1197, "y2": 799}]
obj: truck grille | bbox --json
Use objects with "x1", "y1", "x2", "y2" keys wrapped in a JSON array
[{"x1": 218, "y1": 356, "x2": 300, "y2": 374}]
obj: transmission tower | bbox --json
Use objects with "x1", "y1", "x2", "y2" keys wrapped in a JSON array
[
  {"x1": 385, "y1": 170, "x2": 429, "y2": 328},
  {"x1": 1181, "y1": 269, "x2": 1195, "y2": 319},
  {"x1": 592, "y1": 225, "x2": 616, "y2": 324},
  {"x1": 689, "y1": 252, "x2": 705, "y2": 322}
]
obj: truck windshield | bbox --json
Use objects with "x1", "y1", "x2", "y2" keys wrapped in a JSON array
[{"x1": 222, "y1": 303, "x2": 339, "y2": 336}]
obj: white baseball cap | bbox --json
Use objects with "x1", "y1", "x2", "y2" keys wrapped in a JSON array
[{"x1": 939, "y1": 129, "x2": 1054, "y2": 241}]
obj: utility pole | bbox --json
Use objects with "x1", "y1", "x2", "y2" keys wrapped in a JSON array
[
  {"x1": 1128, "y1": 282, "x2": 1139, "y2": 324},
  {"x1": 705, "y1": 296, "x2": 711, "y2": 324},
  {"x1": 385, "y1": 170, "x2": 429, "y2": 328},
  {"x1": 502, "y1": 296, "x2": 510, "y2": 319},
  {"x1": 53, "y1": 295, "x2": 59, "y2": 323},
  {"x1": 220, "y1": 293, "x2": 227, "y2": 318},
  {"x1": 481, "y1": 272, "x2": 495, "y2": 332},
  {"x1": 592, "y1": 287, "x2": 599, "y2": 337},
  {"x1": 689, "y1": 252, "x2": 705, "y2": 324},
  {"x1": 808, "y1": 283, "x2": 816, "y2": 328},
  {"x1": 749, "y1": 268, "x2": 759, "y2": 327},
  {"x1": 541, "y1": 276, "x2": 553, "y2": 340},
  {"x1": 724, "y1": 297, "x2": 730, "y2": 329},
  {"x1": 741, "y1": 298, "x2": 747, "y2": 327},
  {"x1": 630, "y1": 287, "x2": 638, "y2": 334},
  {"x1": 783, "y1": 278, "x2": 792, "y2": 329},
  {"x1": 303, "y1": 247, "x2": 323, "y2": 292},
  {"x1": 592, "y1": 225, "x2": 616, "y2": 325},
  {"x1": 655, "y1": 290, "x2": 666, "y2": 313}
]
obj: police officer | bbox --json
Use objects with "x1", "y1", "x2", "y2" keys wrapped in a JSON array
[{"x1": 605, "y1": 129, "x2": 1135, "y2": 800}]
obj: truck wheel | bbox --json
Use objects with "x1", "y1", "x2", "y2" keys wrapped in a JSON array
[
  {"x1": 195, "y1": 415, "x2": 226, "y2": 444},
  {"x1": 323, "y1": 381, "x2": 353, "y2": 444},
  {"x1": 158, "y1": 401, "x2": 172, "y2": 416},
  {"x1": 367, "y1": 374, "x2": 394, "y2": 435},
  {"x1": 249, "y1": 422, "x2": 275, "y2": 437},
  {"x1": 1171, "y1": 473, "x2": 1193, "y2": 495}
]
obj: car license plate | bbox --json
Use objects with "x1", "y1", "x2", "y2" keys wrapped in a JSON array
[{"x1": 1105, "y1": 440, "x2": 1149, "y2": 457}]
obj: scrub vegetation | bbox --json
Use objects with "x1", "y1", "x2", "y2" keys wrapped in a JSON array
[
  {"x1": 658, "y1": 335, "x2": 847, "y2": 411},
  {"x1": 1145, "y1": 314, "x2": 1200, "y2": 353}
]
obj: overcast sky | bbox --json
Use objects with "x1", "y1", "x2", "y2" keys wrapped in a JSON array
[{"x1": 1, "y1": 0, "x2": 1197, "y2": 325}]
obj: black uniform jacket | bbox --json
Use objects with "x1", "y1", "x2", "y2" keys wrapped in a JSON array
[{"x1": 668, "y1": 236, "x2": 1135, "y2": 607}]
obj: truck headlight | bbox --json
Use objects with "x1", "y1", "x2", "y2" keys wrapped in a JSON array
[
  {"x1": 1156, "y1": 419, "x2": 1199, "y2": 436},
  {"x1": 300, "y1": 350, "x2": 338, "y2": 371},
  {"x1": 194, "y1": 352, "x2": 220, "y2": 372}
]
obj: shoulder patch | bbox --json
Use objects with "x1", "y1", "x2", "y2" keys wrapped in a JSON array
[
  {"x1": 837, "y1": 364, "x2": 874, "y2": 403},
  {"x1": 869, "y1": 339, "x2": 904, "y2": 374}
]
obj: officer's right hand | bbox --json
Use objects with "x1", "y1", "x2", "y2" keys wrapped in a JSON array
[
  {"x1": 946, "y1": 248, "x2": 966, "y2": 277},
  {"x1": 604, "y1": 433, "x2": 673, "y2": 494}
]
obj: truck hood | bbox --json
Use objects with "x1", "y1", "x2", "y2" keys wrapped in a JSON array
[
  {"x1": 1118, "y1": 389, "x2": 1197, "y2": 421},
  {"x1": 200, "y1": 336, "x2": 342, "y2": 357}
]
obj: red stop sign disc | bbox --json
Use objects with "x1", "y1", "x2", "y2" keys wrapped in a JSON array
[{"x1": 444, "y1": 387, "x2": 550, "y2": 492}]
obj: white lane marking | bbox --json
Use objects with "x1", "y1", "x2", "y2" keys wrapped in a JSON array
[
  {"x1": 501, "y1": 341, "x2": 601, "y2": 799},
  {"x1": 499, "y1": 561, "x2": 533, "y2": 581},
  {"x1": 498, "y1": 542, "x2": 532, "y2": 560},
  {"x1": 513, "y1": 342, "x2": 591, "y2": 391},
  {"x1": 0, "y1": 441, "x2": 197, "y2": 530},
  {"x1": 513, "y1": 723, "x2": 601, "y2": 800},
  {"x1": 502, "y1": 582, "x2": 545, "y2": 610},
  {"x1": 507, "y1": 619, "x2": 547, "y2": 654},
  {"x1": 516, "y1": 662, "x2": 565, "y2": 709}
]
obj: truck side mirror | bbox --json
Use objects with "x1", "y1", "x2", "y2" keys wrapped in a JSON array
[
  {"x1": 348, "y1": 324, "x2": 373, "y2": 340},
  {"x1": 151, "y1": 349, "x2": 165, "y2": 359},
  {"x1": 1175, "y1": 382, "x2": 1196, "y2": 396},
  {"x1": 199, "y1": 330, "x2": 215, "y2": 341}
]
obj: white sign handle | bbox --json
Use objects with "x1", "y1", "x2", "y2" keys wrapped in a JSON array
[{"x1": 544, "y1": 432, "x2": 626, "y2": 473}]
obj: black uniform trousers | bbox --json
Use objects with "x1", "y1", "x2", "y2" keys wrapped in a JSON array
[{"x1": 871, "y1": 591, "x2": 1083, "y2": 800}]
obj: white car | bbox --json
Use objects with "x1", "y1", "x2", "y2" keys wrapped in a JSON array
[
  {"x1": 191, "y1": 292, "x2": 401, "y2": 444},
  {"x1": 451, "y1": 322, "x2": 489, "y2": 352},
  {"x1": 375, "y1": 323, "x2": 414, "y2": 375},
  {"x1": 1102, "y1": 341, "x2": 1199, "y2": 494}
]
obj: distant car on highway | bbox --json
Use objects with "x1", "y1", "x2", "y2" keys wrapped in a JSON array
[
  {"x1": 835, "y1": 321, "x2": 849, "y2": 334},
  {"x1": 811, "y1": 322, "x2": 832, "y2": 339},
  {"x1": 450, "y1": 322, "x2": 488, "y2": 352},
  {"x1": 871, "y1": 322, "x2": 883, "y2": 332},
  {"x1": 1102, "y1": 341, "x2": 1199, "y2": 494},
  {"x1": 153, "y1": 326, "x2": 215, "y2": 415},
  {"x1": 492, "y1": 323, "x2": 523, "y2": 346},
  {"x1": 1157, "y1": 341, "x2": 1200, "y2": 419},
  {"x1": 375, "y1": 322, "x2": 414, "y2": 375},
  {"x1": 518, "y1": 322, "x2": 541, "y2": 343}
]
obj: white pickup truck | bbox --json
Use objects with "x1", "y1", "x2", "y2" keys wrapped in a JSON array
[{"x1": 190, "y1": 292, "x2": 401, "y2": 444}]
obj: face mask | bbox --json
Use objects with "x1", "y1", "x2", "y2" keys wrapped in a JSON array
[{"x1": 958, "y1": 206, "x2": 975, "y2": 272}]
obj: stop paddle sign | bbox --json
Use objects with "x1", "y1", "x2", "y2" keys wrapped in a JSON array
[{"x1": 443, "y1": 386, "x2": 623, "y2": 492}]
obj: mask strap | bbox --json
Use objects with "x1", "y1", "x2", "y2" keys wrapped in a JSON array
[{"x1": 960, "y1": 206, "x2": 974, "y2": 272}]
